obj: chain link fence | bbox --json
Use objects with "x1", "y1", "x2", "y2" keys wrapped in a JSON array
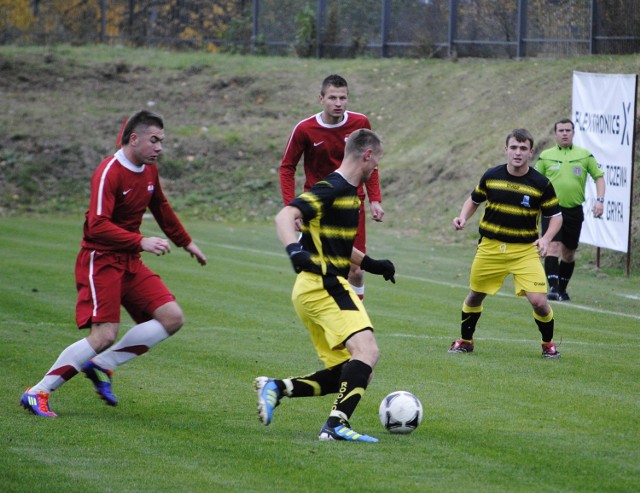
[{"x1": 2, "y1": 0, "x2": 639, "y2": 58}]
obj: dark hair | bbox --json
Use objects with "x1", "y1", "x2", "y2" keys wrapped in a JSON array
[
  {"x1": 553, "y1": 118, "x2": 574, "y2": 132},
  {"x1": 321, "y1": 74, "x2": 348, "y2": 95},
  {"x1": 121, "y1": 110, "x2": 164, "y2": 145},
  {"x1": 505, "y1": 128, "x2": 534, "y2": 149},
  {"x1": 345, "y1": 128, "x2": 382, "y2": 156}
]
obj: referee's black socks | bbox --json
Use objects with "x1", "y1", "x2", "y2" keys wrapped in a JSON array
[
  {"x1": 545, "y1": 256, "x2": 559, "y2": 291},
  {"x1": 558, "y1": 260, "x2": 575, "y2": 293}
]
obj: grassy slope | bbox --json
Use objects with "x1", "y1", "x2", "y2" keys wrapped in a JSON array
[
  {"x1": 1, "y1": 46, "x2": 639, "y2": 270},
  {"x1": 1, "y1": 217, "x2": 638, "y2": 492}
]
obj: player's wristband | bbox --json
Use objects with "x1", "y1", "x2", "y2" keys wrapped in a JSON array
[
  {"x1": 286, "y1": 243, "x2": 312, "y2": 273},
  {"x1": 286, "y1": 243, "x2": 303, "y2": 256},
  {"x1": 596, "y1": 197, "x2": 604, "y2": 203}
]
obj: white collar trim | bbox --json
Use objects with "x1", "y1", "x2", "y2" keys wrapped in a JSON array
[
  {"x1": 334, "y1": 170, "x2": 358, "y2": 187},
  {"x1": 115, "y1": 148, "x2": 145, "y2": 173},
  {"x1": 315, "y1": 111, "x2": 349, "y2": 128}
]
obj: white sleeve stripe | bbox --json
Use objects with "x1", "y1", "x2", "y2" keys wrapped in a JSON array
[{"x1": 96, "y1": 156, "x2": 118, "y2": 216}]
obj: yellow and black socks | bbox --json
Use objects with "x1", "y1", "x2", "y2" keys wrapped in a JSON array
[
  {"x1": 279, "y1": 363, "x2": 346, "y2": 398},
  {"x1": 327, "y1": 359, "x2": 372, "y2": 426},
  {"x1": 534, "y1": 308, "x2": 555, "y2": 343},
  {"x1": 461, "y1": 303, "x2": 483, "y2": 341}
]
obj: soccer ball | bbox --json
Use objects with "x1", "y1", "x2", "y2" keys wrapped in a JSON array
[{"x1": 378, "y1": 390, "x2": 423, "y2": 434}]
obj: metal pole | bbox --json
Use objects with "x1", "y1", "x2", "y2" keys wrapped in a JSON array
[
  {"x1": 516, "y1": 0, "x2": 528, "y2": 58},
  {"x1": 448, "y1": 0, "x2": 458, "y2": 57},
  {"x1": 381, "y1": 0, "x2": 391, "y2": 58},
  {"x1": 624, "y1": 74, "x2": 638, "y2": 275},
  {"x1": 590, "y1": 0, "x2": 597, "y2": 55},
  {"x1": 101, "y1": 0, "x2": 107, "y2": 44},
  {"x1": 316, "y1": 0, "x2": 326, "y2": 58},
  {"x1": 252, "y1": 0, "x2": 259, "y2": 54}
]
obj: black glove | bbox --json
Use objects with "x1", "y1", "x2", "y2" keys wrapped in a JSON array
[
  {"x1": 360, "y1": 255, "x2": 396, "y2": 283},
  {"x1": 285, "y1": 243, "x2": 312, "y2": 273}
]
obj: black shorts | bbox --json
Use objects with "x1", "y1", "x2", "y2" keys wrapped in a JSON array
[{"x1": 541, "y1": 206, "x2": 584, "y2": 251}]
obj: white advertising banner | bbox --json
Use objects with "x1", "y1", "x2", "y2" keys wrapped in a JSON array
[{"x1": 572, "y1": 71, "x2": 637, "y2": 253}]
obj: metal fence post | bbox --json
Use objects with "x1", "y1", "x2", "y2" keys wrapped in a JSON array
[
  {"x1": 517, "y1": 0, "x2": 528, "y2": 58},
  {"x1": 381, "y1": 0, "x2": 391, "y2": 58},
  {"x1": 590, "y1": 0, "x2": 598, "y2": 54},
  {"x1": 448, "y1": 0, "x2": 458, "y2": 57},
  {"x1": 252, "y1": 0, "x2": 259, "y2": 54},
  {"x1": 100, "y1": 0, "x2": 107, "y2": 44},
  {"x1": 316, "y1": 0, "x2": 326, "y2": 59}
]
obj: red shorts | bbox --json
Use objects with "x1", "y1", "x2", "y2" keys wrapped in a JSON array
[
  {"x1": 75, "y1": 249, "x2": 175, "y2": 329},
  {"x1": 354, "y1": 200, "x2": 366, "y2": 253}
]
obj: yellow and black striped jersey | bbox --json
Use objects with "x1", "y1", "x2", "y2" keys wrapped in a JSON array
[
  {"x1": 289, "y1": 172, "x2": 360, "y2": 278},
  {"x1": 471, "y1": 164, "x2": 560, "y2": 244}
]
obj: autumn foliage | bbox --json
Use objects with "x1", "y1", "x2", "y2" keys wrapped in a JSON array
[{"x1": 1, "y1": 0, "x2": 638, "y2": 57}]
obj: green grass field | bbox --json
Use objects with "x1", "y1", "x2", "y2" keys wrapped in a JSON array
[{"x1": 1, "y1": 216, "x2": 638, "y2": 492}]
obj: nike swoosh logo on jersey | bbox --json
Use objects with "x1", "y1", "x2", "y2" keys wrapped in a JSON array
[
  {"x1": 313, "y1": 141, "x2": 324, "y2": 147},
  {"x1": 123, "y1": 188, "x2": 133, "y2": 195}
]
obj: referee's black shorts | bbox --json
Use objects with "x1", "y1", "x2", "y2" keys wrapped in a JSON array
[{"x1": 541, "y1": 205, "x2": 584, "y2": 251}]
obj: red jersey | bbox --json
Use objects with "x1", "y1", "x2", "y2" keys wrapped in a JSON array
[
  {"x1": 81, "y1": 149, "x2": 191, "y2": 253},
  {"x1": 280, "y1": 111, "x2": 382, "y2": 205}
]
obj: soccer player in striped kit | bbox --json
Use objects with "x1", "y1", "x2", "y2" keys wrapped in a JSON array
[
  {"x1": 449, "y1": 129, "x2": 563, "y2": 359},
  {"x1": 257, "y1": 129, "x2": 395, "y2": 442},
  {"x1": 280, "y1": 74, "x2": 384, "y2": 300},
  {"x1": 20, "y1": 110, "x2": 207, "y2": 417}
]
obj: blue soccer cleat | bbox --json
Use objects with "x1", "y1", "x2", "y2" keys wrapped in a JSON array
[
  {"x1": 254, "y1": 376, "x2": 281, "y2": 426},
  {"x1": 20, "y1": 387, "x2": 57, "y2": 418},
  {"x1": 82, "y1": 360, "x2": 118, "y2": 406},
  {"x1": 318, "y1": 422, "x2": 379, "y2": 443}
]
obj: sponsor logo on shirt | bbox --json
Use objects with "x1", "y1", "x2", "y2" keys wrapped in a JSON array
[{"x1": 147, "y1": 183, "x2": 154, "y2": 192}]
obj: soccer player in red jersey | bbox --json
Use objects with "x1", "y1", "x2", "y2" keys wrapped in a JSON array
[
  {"x1": 20, "y1": 110, "x2": 207, "y2": 417},
  {"x1": 280, "y1": 74, "x2": 384, "y2": 299}
]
